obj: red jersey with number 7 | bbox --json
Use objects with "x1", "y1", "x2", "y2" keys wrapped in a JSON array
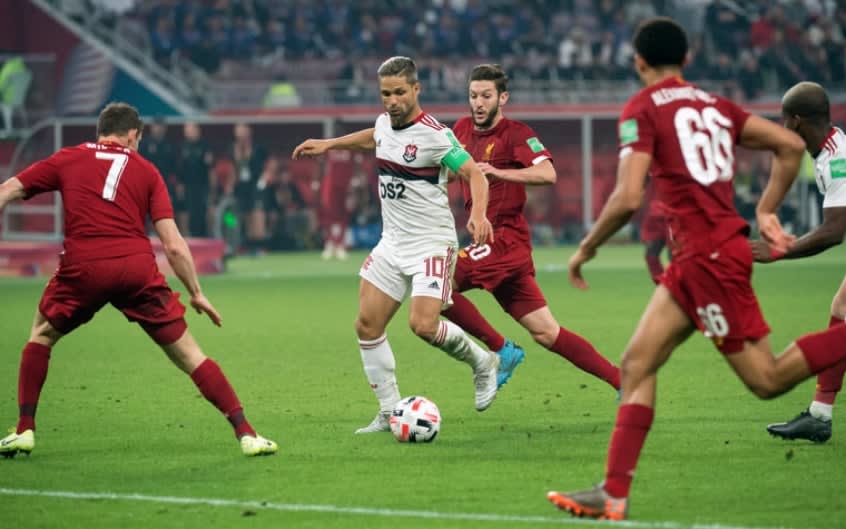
[
  {"x1": 15, "y1": 141, "x2": 174, "y2": 263},
  {"x1": 619, "y1": 76, "x2": 750, "y2": 257}
]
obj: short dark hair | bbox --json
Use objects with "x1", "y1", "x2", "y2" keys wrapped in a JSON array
[
  {"x1": 96, "y1": 102, "x2": 143, "y2": 138},
  {"x1": 633, "y1": 17, "x2": 688, "y2": 68},
  {"x1": 469, "y1": 64, "x2": 509, "y2": 94},
  {"x1": 377, "y1": 56, "x2": 418, "y2": 84},
  {"x1": 782, "y1": 81, "x2": 830, "y2": 125}
]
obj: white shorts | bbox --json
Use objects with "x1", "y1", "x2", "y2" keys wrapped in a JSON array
[{"x1": 359, "y1": 239, "x2": 456, "y2": 306}]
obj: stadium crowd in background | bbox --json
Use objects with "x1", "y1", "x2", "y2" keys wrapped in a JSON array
[{"x1": 130, "y1": 0, "x2": 846, "y2": 102}]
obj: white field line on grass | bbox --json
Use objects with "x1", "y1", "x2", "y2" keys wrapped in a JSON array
[{"x1": 0, "y1": 487, "x2": 813, "y2": 529}]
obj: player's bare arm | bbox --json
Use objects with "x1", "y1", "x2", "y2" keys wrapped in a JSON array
[
  {"x1": 569, "y1": 151, "x2": 651, "y2": 290},
  {"x1": 153, "y1": 218, "x2": 222, "y2": 327},
  {"x1": 752, "y1": 206, "x2": 846, "y2": 262},
  {"x1": 476, "y1": 159, "x2": 556, "y2": 185},
  {"x1": 456, "y1": 157, "x2": 494, "y2": 244},
  {"x1": 292, "y1": 128, "x2": 376, "y2": 159},
  {"x1": 739, "y1": 115, "x2": 805, "y2": 252},
  {"x1": 0, "y1": 177, "x2": 25, "y2": 211}
]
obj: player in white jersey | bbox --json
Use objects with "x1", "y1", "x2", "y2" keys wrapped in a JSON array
[
  {"x1": 293, "y1": 56, "x2": 501, "y2": 433},
  {"x1": 751, "y1": 82, "x2": 846, "y2": 443}
]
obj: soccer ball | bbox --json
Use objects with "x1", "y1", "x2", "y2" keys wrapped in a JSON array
[{"x1": 390, "y1": 396, "x2": 441, "y2": 443}]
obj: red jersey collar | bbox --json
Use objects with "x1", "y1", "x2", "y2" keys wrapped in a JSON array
[{"x1": 819, "y1": 127, "x2": 838, "y2": 157}]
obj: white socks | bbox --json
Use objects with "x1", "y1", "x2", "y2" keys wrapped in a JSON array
[
  {"x1": 809, "y1": 400, "x2": 833, "y2": 421},
  {"x1": 359, "y1": 334, "x2": 400, "y2": 413},
  {"x1": 430, "y1": 320, "x2": 488, "y2": 370}
]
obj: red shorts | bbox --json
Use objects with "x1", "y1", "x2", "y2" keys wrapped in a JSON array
[
  {"x1": 640, "y1": 205, "x2": 667, "y2": 243},
  {"x1": 39, "y1": 253, "x2": 187, "y2": 345},
  {"x1": 453, "y1": 233, "x2": 546, "y2": 320},
  {"x1": 660, "y1": 235, "x2": 769, "y2": 354}
]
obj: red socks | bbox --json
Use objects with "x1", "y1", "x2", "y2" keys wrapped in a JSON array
[
  {"x1": 190, "y1": 359, "x2": 255, "y2": 438},
  {"x1": 551, "y1": 327, "x2": 621, "y2": 390},
  {"x1": 604, "y1": 404, "x2": 654, "y2": 498},
  {"x1": 796, "y1": 321, "x2": 846, "y2": 375},
  {"x1": 814, "y1": 316, "x2": 846, "y2": 404},
  {"x1": 442, "y1": 292, "x2": 506, "y2": 352},
  {"x1": 16, "y1": 342, "x2": 52, "y2": 434}
]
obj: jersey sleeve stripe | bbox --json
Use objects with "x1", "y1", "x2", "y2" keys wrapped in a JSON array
[
  {"x1": 420, "y1": 115, "x2": 446, "y2": 131},
  {"x1": 531, "y1": 155, "x2": 551, "y2": 165}
]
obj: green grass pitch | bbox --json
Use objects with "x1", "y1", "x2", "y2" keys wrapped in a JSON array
[{"x1": 1, "y1": 244, "x2": 844, "y2": 529}]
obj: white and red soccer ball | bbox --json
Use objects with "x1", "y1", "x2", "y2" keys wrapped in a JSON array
[{"x1": 390, "y1": 396, "x2": 441, "y2": 443}]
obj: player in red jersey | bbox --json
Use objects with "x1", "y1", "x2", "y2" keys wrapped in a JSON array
[
  {"x1": 0, "y1": 103, "x2": 277, "y2": 458},
  {"x1": 443, "y1": 63, "x2": 620, "y2": 392},
  {"x1": 547, "y1": 18, "x2": 846, "y2": 520},
  {"x1": 320, "y1": 149, "x2": 358, "y2": 260},
  {"x1": 638, "y1": 176, "x2": 668, "y2": 284}
]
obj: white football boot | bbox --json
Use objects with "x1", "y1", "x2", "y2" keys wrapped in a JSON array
[
  {"x1": 473, "y1": 352, "x2": 500, "y2": 411},
  {"x1": 355, "y1": 411, "x2": 391, "y2": 434}
]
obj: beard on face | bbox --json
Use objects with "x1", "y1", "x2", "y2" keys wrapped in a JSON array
[{"x1": 473, "y1": 102, "x2": 500, "y2": 129}]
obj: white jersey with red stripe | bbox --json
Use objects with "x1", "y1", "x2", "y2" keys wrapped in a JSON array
[
  {"x1": 814, "y1": 126, "x2": 846, "y2": 209},
  {"x1": 373, "y1": 111, "x2": 471, "y2": 256}
]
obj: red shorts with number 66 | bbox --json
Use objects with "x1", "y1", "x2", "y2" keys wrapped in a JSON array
[
  {"x1": 453, "y1": 230, "x2": 547, "y2": 320},
  {"x1": 39, "y1": 253, "x2": 187, "y2": 344},
  {"x1": 660, "y1": 235, "x2": 769, "y2": 354}
]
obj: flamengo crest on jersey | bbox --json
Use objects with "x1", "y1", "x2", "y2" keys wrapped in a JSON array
[
  {"x1": 373, "y1": 112, "x2": 470, "y2": 253},
  {"x1": 814, "y1": 127, "x2": 846, "y2": 209}
]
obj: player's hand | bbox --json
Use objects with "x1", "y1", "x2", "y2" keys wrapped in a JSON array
[
  {"x1": 749, "y1": 239, "x2": 783, "y2": 263},
  {"x1": 467, "y1": 214, "x2": 494, "y2": 244},
  {"x1": 568, "y1": 244, "x2": 597, "y2": 290},
  {"x1": 756, "y1": 212, "x2": 795, "y2": 254},
  {"x1": 475, "y1": 162, "x2": 503, "y2": 179},
  {"x1": 190, "y1": 293, "x2": 222, "y2": 327},
  {"x1": 292, "y1": 139, "x2": 330, "y2": 159}
]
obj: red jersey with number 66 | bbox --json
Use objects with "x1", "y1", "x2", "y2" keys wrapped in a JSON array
[
  {"x1": 15, "y1": 141, "x2": 174, "y2": 264},
  {"x1": 619, "y1": 76, "x2": 750, "y2": 258}
]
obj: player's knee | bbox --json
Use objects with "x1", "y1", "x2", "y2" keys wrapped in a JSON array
[
  {"x1": 354, "y1": 316, "x2": 383, "y2": 341},
  {"x1": 530, "y1": 327, "x2": 557, "y2": 348},
  {"x1": 830, "y1": 297, "x2": 846, "y2": 320},
  {"x1": 29, "y1": 319, "x2": 63, "y2": 346},
  {"x1": 748, "y1": 382, "x2": 782, "y2": 400},
  {"x1": 619, "y1": 352, "x2": 652, "y2": 382},
  {"x1": 408, "y1": 316, "x2": 438, "y2": 342}
]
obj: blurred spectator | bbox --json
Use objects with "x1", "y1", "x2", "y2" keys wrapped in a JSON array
[
  {"x1": 150, "y1": 15, "x2": 177, "y2": 67},
  {"x1": 179, "y1": 122, "x2": 213, "y2": 237},
  {"x1": 125, "y1": 0, "x2": 843, "y2": 105},
  {"x1": 266, "y1": 158, "x2": 317, "y2": 250},
  {"x1": 231, "y1": 123, "x2": 269, "y2": 255},
  {"x1": 737, "y1": 52, "x2": 764, "y2": 101},
  {"x1": 319, "y1": 150, "x2": 359, "y2": 260},
  {"x1": 139, "y1": 118, "x2": 179, "y2": 217}
]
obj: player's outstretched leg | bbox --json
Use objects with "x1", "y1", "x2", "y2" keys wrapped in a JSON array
[
  {"x1": 160, "y1": 329, "x2": 277, "y2": 456},
  {"x1": 189, "y1": 358, "x2": 278, "y2": 456}
]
